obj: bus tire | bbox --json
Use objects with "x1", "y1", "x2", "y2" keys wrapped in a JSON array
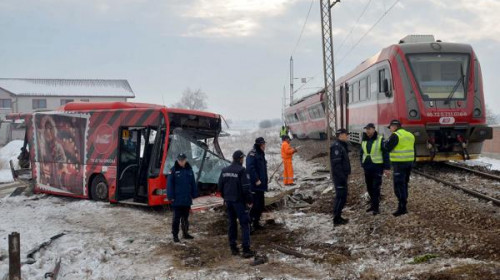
[{"x1": 90, "y1": 175, "x2": 109, "y2": 202}]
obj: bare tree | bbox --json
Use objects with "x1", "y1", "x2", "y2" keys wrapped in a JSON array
[
  {"x1": 171, "y1": 88, "x2": 208, "y2": 110},
  {"x1": 486, "y1": 105, "x2": 500, "y2": 125}
]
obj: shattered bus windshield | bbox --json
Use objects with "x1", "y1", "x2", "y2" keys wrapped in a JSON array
[{"x1": 163, "y1": 133, "x2": 230, "y2": 186}]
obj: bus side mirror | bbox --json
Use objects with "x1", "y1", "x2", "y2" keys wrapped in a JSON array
[{"x1": 383, "y1": 79, "x2": 392, "y2": 97}]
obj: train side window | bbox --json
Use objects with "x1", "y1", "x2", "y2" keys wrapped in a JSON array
[
  {"x1": 360, "y1": 78, "x2": 368, "y2": 101},
  {"x1": 352, "y1": 81, "x2": 360, "y2": 103},
  {"x1": 378, "y1": 69, "x2": 386, "y2": 93},
  {"x1": 366, "y1": 76, "x2": 371, "y2": 100}
]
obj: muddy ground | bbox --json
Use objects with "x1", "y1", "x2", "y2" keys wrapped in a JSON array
[
  {"x1": 1, "y1": 131, "x2": 499, "y2": 279},
  {"x1": 155, "y1": 138, "x2": 500, "y2": 279}
]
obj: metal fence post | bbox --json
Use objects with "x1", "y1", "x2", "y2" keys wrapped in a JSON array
[{"x1": 8, "y1": 232, "x2": 21, "y2": 280}]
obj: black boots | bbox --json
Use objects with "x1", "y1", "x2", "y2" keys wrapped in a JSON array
[
  {"x1": 333, "y1": 216, "x2": 349, "y2": 226},
  {"x1": 172, "y1": 232, "x2": 193, "y2": 243},
  {"x1": 242, "y1": 247, "x2": 255, "y2": 258},
  {"x1": 231, "y1": 246, "x2": 254, "y2": 258},
  {"x1": 393, "y1": 203, "x2": 408, "y2": 217},
  {"x1": 183, "y1": 233, "x2": 194, "y2": 239},
  {"x1": 392, "y1": 208, "x2": 408, "y2": 217},
  {"x1": 253, "y1": 223, "x2": 264, "y2": 231},
  {"x1": 230, "y1": 246, "x2": 240, "y2": 256}
]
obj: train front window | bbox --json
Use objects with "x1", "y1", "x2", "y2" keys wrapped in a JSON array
[{"x1": 408, "y1": 54, "x2": 469, "y2": 100}]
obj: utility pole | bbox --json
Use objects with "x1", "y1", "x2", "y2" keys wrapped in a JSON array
[
  {"x1": 320, "y1": 0, "x2": 340, "y2": 175},
  {"x1": 282, "y1": 86, "x2": 286, "y2": 123},
  {"x1": 289, "y1": 56, "x2": 294, "y2": 105}
]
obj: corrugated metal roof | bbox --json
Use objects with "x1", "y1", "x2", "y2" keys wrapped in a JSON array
[{"x1": 0, "y1": 78, "x2": 135, "y2": 97}]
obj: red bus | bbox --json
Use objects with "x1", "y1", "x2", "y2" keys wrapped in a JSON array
[{"x1": 10, "y1": 102, "x2": 229, "y2": 207}]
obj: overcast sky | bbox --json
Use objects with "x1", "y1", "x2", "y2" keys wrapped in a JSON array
[{"x1": 0, "y1": 0, "x2": 499, "y2": 120}]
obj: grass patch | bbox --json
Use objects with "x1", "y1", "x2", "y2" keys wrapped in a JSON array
[{"x1": 410, "y1": 253, "x2": 438, "y2": 264}]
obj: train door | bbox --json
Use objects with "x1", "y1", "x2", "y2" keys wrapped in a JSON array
[{"x1": 338, "y1": 84, "x2": 349, "y2": 129}]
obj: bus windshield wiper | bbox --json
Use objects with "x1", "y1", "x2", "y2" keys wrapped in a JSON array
[{"x1": 444, "y1": 64, "x2": 465, "y2": 105}]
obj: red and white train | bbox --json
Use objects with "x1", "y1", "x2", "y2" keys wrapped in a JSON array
[{"x1": 285, "y1": 35, "x2": 492, "y2": 161}]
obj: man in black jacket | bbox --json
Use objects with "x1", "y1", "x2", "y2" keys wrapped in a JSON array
[
  {"x1": 218, "y1": 150, "x2": 255, "y2": 258},
  {"x1": 246, "y1": 137, "x2": 268, "y2": 231},
  {"x1": 330, "y1": 129, "x2": 351, "y2": 226},
  {"x1": 360, "y1": 123, "x2": 390, "y2": 215}
]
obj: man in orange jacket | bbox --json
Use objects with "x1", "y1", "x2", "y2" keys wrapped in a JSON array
[{"x1": 281, "y1": 135, "x2": 297, "y2": 186}]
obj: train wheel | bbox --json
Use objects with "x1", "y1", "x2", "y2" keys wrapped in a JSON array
[{"x1": 91, "y1": 175, "x2": 109, "y2": 202}]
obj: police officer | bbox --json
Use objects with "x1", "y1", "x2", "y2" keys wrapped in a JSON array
[
  {"x1": 218, "y1": 150, "x2": 255, "y2": 258},
  {"x1": 360, "y1": 123, "x2": 390, "y2": 215},
  {"x1": 330, "y1": 129, "x2": 351, "y2": 226},
  {"x1": 246, "y1": 137, "x2": 268, "y2": 231},
  {"x1": 384, "y1": 120, "x2": 415, "y2": 216},
  {"x1": 167, "y1": 153, "x2": 199, "y2": 243}
]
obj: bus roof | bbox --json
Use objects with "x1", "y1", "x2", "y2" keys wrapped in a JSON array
[
  {"x1": 59, "y1": 102, "x2": 220, "y2": 119},
  {"x1": 61, "y1": 102, "x2": 163, "y2": 111}
]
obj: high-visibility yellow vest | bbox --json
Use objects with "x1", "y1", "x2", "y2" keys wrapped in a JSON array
[
  {"x1": 389, "y1": 128, "x2": 415, "y2": 162},
  {"x1": 362, "y1": 136, "x2": 383, "y2": 164},
  {"x1": 280, "y1": 127, "x2": 288, "y2": 137}
]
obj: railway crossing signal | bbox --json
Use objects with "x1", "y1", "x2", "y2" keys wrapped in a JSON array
[{"x1": 320, "y1": 0, "x2": 340, "y2": 175}]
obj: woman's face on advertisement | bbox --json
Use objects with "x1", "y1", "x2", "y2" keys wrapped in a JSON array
[{"x1": 44, "y1": 122, "x2": 55, "y2": 141}]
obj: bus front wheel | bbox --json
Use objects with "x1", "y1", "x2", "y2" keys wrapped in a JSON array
[{"x1": 91, "y1": 175, "x2": 109, "y2": 202}]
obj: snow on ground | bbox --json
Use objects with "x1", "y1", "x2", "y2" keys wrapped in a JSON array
[
  {"x1": 0, "y1": 196, "x2": 177, "y2": 279},
  {"x1": 0, "y1": 140, "x2": 23, "y2": 183},
  {"x1": 1, "y1": 128, "x2": 499, "y2": 279},
  {"x1": 465, "y1": 156, "x2": 500, "y2": 171}
]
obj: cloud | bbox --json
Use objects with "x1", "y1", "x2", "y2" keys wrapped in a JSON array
[{"x1": 181, "y1": 0, "x2": 299, "y2": 37}]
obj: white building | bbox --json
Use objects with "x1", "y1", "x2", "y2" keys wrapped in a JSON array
[
  {"x1": 0, "y1": 78, "x2": 135, "y2": 115},
  {"x1": 0, "y1": 78, "x2": 135, "y2": 144}
]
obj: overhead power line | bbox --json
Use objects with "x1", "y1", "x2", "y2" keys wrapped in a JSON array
[
  {"x1": 290, "y1": 0, "x2": 401, "y2": 99},
  {"x1": 335, "y1": 0, "x2": 373, "y2": 56},
  {"x1": 336, "y1": 0, "x2": 401, "y2": 66},
  {"x1": 291, "y1": 0, "x2": 316, "y2": 56}
]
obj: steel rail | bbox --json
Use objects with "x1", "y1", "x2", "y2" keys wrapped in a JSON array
[
  {"x1": 443, "y1": 162, "x2": 500, "y2": 181},
  {"x1": 413, "y1": 169, "x2": 500, "y2": 207}
]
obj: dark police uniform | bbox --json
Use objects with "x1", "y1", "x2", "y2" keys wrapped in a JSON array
[
  {"x1": 167, "y1": 161, "x2": 199, "y2": 239},
  {"x1": 385, "y1": 123, "x2": 415, "y2": 216},
  {"x1": 246, "y1": 138, "x2": 268, "y2": 229},
  {"x1": 218, "y1": 155, "x2": 253, "y2": 255},
  {"x1": 330, "y1": 134, "x2": 351, "y2": 224},
  {"x1": 360, "y1": 131, "x2": 390, "y2": 214}
]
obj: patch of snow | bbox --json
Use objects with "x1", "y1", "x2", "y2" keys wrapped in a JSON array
[
  {"x1": 0, "y1": 140, "x2": 24, "y2": 183},
  {"x1": 465, "y1": 156, "x2": 500, "y2": 171}
]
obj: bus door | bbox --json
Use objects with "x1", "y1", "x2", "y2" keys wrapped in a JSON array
[{"x1": 117, "y1": 126, "x2": 158, "y2": 203}]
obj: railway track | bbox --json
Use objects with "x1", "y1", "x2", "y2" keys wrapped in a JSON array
[
  {"x1": 442, "y1": 162, "x2": 500, "y2": 181},
  {"x1": 413, "y1": 166, "x2": 500, "y2": 207}
]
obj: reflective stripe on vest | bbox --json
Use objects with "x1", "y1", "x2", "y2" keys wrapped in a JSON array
[
  {"x1": 361, "y1": 136, "x2": 383, "y2": 164},
  {"x1": 390, "y1": 129, "x2": 415, "y2": 162},
  {"x1": 280, "y1": 128, "x2": 287, "y2": 137}
]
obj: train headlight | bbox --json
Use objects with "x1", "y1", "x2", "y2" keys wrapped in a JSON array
[
  {"x1": 473, "y1": 108, "x2": 481, "y2": 117},
  {"x1": 409, "y1": 110, "x2": 418, "y2": 118},
  {"x1": 413, "y1": 131, "x2": 421, "y2": 137}
]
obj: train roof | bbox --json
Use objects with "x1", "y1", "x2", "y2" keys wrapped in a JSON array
[
  {"x1": 336, "y1": 36, "x2": 474, "y2": 85},
  {"x1": 289, "y1": 90, "x2": 324, "y2": 106}
]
